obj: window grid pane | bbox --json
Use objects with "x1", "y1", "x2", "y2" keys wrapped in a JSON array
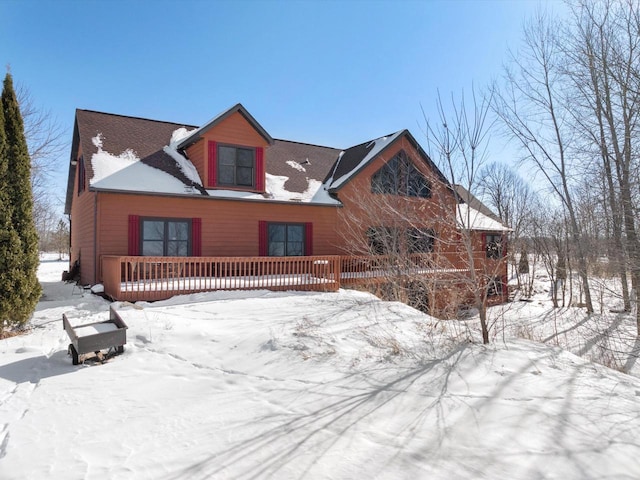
[
  {"x1": 141, "y1": 219, "x2": 190, "y2": 257},
  {"x1": 217, "y1": 145, "x2": 255, "y2": 187},
  {"x1": 268, "y1": 224, "x2": 305, "y2": 257}
]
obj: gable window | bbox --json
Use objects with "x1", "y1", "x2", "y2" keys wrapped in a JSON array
[
  {"x1": 407, "y1": 228, "x2": 435, "y2": 254},
  {"x1": 218, "y1": 145, "x2": 255, "y2": 187},
  {"x1": 141, "y1": 219, "x2": 191, "y2": 256},
  {"x1": 371, "y1": 151, "x2": 431, "y2": 198},
  {"x1": 485, "y1": 234, "x2": 503, "y2": 259},
  {"x1": 268, "y1": 223, "x2": 305, "y2": 256}
]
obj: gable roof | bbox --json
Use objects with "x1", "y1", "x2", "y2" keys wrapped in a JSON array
[
  {"x1": 324, "y1": 129, "x2": 451, "y2": 193},
  {"x1": 65, "y1": 105, "x2": 467, "y2": 215},
  {"x1": 176, "y1": 103, "x2": 274, "y2": 149},
  {"x1": 325, "y1": 130, "x2": 403, "y2": 190},
  {"x1": 65, "y1": 108, "x2": 342, "y2": 213},
  {"x1": 453, "y1": 185, "x2": 511, "y2": 232}
]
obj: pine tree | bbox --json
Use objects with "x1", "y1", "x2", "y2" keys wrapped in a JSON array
[
  {"x1": 1, "y1": 73, "x2": 41, "y2": 328},
  {"x1": 0, "y1": 83, "x2": 24, "y2": 332}
]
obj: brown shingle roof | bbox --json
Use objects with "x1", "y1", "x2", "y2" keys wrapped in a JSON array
[
  {"x1": 64, "y1": 107, "x2": 450, "y2": 213},
  {"x1": 65, "y1": 110, "x2": 206, "y2": 212},
  {"x1": 76, "y1": 109, "x2": 199, "y2": 187},
  {"x1": 266, "y1": 139, "x2": 341, "y2": 195}
]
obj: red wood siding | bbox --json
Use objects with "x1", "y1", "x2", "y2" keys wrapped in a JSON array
[
  {"x1": 94, "y1": 192, "x2": 338, "y2": 282},
  {"x1": 69, "y1": 147, "x2": 97, "y2": 285}
]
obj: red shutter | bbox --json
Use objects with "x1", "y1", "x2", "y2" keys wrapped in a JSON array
[
  {"x1": 305, "y1": 223, "x2": 313, "y2": 256},
  {"x1": 255, "y1": 147, "x2": 265, "y2": 191},
  {"x1": 502, "y1": 234, "x2": 507, "y2": 257},
  {"x1": 192, "y1": 218, "x2": 202, "y2": 256},
  {"x1": 258, "y1": 221, "x2": 268, "y2": 256},
  {"x1": 208, "y1": 141, "x2": 217, "y2": 187},
  {"x1": 481, "y1": 232, "x2": 487, "y2": 257},
  {"x1": 128, "y1": 215, "x2": 140, "y2": 255}
]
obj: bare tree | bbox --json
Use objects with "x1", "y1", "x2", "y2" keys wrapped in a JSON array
[
  {"x1": 423, "y1": 88, "x2": 506, "y2": 344},
  {"x1": 16, "y1": 83, "x2": 66, "y2": 247},
  {"x1": 562, "y1": 0, "x2": 640, "y2": 329},
  {"x1": 493, "y1": 11, "x2": 595, "y2": 314},
  {"x1": 478, "y1": 161, "x2": 536, "y2": 289}
]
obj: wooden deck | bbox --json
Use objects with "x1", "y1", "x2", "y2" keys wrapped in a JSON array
[{"x1": 100, "y1": 254, "x2": 464, "y2": 302}]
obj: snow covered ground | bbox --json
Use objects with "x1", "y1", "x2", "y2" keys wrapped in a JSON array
[{"x1": 1, "y1": 256, "x2": 640, "y2": 479}]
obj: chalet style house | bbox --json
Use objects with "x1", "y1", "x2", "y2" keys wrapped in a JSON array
[{"x1": 64, "y1": 103, "x2": 509, "y2": 314}]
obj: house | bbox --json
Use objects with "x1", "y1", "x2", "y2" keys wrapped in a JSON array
[{"x1": 64, "y1": 103, "x2": 509, "y2": 311}]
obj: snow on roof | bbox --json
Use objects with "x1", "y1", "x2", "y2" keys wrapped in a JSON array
[
  {"x1": 286, "y1": 160, "x2": 307, "y2": 172},
  {"x1": 89, "y1": 129, "x2": 339, "y2": 205},
  {"x1": 90, "y1": 133, "x2": 196, "y2": 194},
  {"x1": 204, "y1": 174, "x2": 341, "y2": 205},
  {"x1": 89, "y1": 133, "x2": 139, "y2": 186},
  {"x1": 164, "y1": 128, "x2": 202, "y2": 186},
  {"x1": 327, "y1": 130, "x2": 403, "y2": 190},
  {"x1": 457, "y1": 203, "x2": 511, "y2": 231},
  {"x1": 91, "y1": 158, "x2": 193, "y2": 194}
]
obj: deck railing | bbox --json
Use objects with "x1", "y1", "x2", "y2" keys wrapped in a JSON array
[
  {"x1": 339, "y1": 254, "x2": 469, "y2": 283},
  {"x1": 100, "y1": 254, "x2": 473, "y2": 302},
  {"x1": 102, "y1": 255, "x2": 341, "y2": 302}
]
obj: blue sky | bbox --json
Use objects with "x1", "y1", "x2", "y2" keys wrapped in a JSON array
[{"x1": 1, "y1": 0, "x2": 558, "y2": 214}]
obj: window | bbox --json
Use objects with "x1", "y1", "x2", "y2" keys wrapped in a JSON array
[
  {"x1": 141, "y1": 219, "x2": 190, "y2": 256},
  {"x1": 218, "y1": 145, "x2": 255, "y2": 187},
  {"x1": 371, "y1": 151, "x2": 431, "y2": 198},
  {"x1": 367, "y1": 227, "x2": 436, "y2": 255},
  {"x1": 485, "y1": 234, "x2": 503, "y2": 259},
  {"x1": 407, "y1": 228, "x2": 435, "y2": 254},
  {"x1": 367, "y1": 227, "x2": 402, "y2": 255},
  {"x1": 268, "y1": 223, "x2": 305, "y2": 256},
  {"x1": 487, "y1": 276, "x2": 505, "y2": 297}
]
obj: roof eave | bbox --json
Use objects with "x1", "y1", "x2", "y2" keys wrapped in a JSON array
[{"x1": 64, "y1": 115, "x2": 81, "y2": 215}]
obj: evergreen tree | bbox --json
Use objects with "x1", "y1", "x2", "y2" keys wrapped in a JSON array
[
  {"x1": 1, "y1": 73, "x2": 41, "y2": 328},
  {"x1": 0, "y1": 84, "x2": 24, "y2": 332}
]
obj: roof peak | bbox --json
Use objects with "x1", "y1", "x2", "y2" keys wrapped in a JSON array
[{"x1": 176, "y1": 103, "x2": 274, "y2": 149}]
